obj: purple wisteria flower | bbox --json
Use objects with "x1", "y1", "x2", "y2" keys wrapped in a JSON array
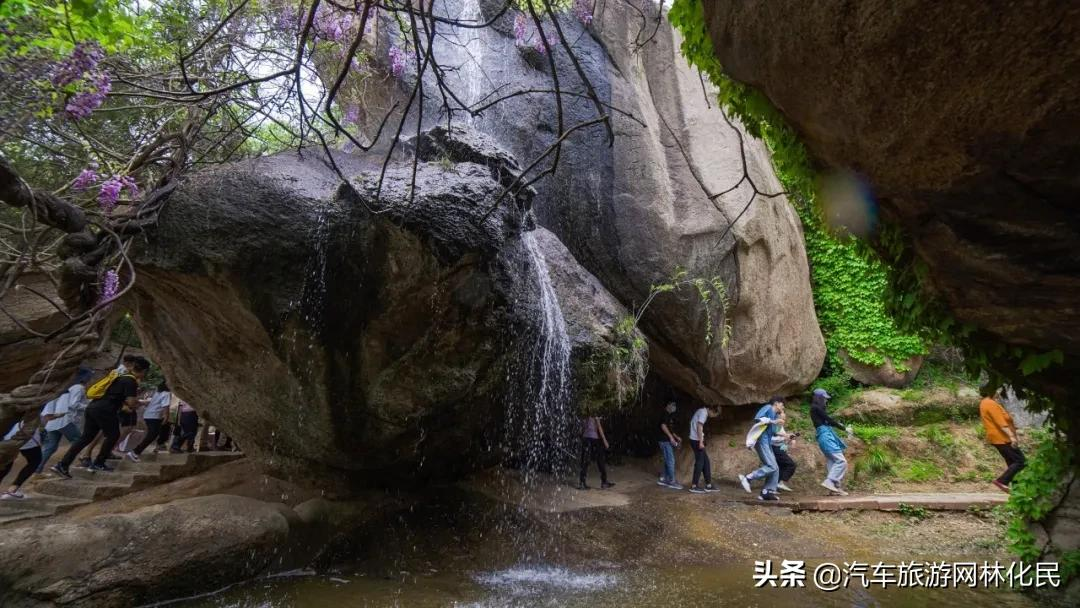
[
  {"x1": 51, "y1": 42, "x2": 104, "y2": 88},
  {"x1": 344, "y1": 104, "x2": 359, "y2": 124},
  {"x1": 65, "y1": 73, "x2": 111, "y2": 120},
  {"x1": 72, "y1": 166, "x2": 98, "y2": 191},
  {"x1": 97, "y1": 174, "x2": 139, "y2": 213},
  {"x1": 98, "y1": 269, "x2": 120, "y2": 306},
  {"x1": 314, "y1": 6, "x2": 353, "y2": 42},
  {"x1": 388, "y1": 46, "x2": 406, "y2": 78},
  {"x1": 533, "y1": 37, "x2": 547, "y2": 55},
  {"x1": 513, "y1": 14, "x2": 527, "y2": 45},
  {"x1": 574, "y1": 0, "x2": 594, "y2": 26}
]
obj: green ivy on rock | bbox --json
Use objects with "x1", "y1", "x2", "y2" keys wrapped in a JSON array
[{"x1": 668, "y1": 0, "x2": 927, "y2": 372}]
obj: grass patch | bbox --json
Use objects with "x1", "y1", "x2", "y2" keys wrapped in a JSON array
[
  {"x1": 857, "y1": 445, "x2": 896, "y2": 476},
  {"x1": 897, "y1": 503, "x2": 930, "y2": 520},
  {"x1": 916, "y1": 424, "x2": 957, "y2": 453},
  {"x1": 898, "y1": 460, "x2": 944, "y2": 482},
  {"x1": 853, "y1": 425, "x2": 900, "y2": 443}
]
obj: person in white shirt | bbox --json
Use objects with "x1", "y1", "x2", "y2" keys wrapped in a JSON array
[
  {"x1": 2, "y1": 422, "x2": 43, "y2": 499},
  {"x1": 126, "y1": 382, "x2": 172, "y2": 462},
  {"x1": 37, "y1": 371, "x2": 91, "y2": 472},
  {"x1": 687, "y1": 405, "x2": 721, "y2": 494}
]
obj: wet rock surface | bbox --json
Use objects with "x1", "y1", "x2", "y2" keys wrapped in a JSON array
[{"x1": 129, "y1": 130, "x2": 624, "y2": 480}]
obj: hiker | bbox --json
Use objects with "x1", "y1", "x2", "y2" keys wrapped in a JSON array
[
  {"x1": 126, "y1": 381, "x2": 172, "y2": 461},
  {"x1": 1, "y1": 422, "x2": 43, "y2": 499},
  {"x1": 115, "y1": 396, "x2": 140, "y2": 455},
  {"x1": 53, "y1": 356, "x2": 149, "y2": 477},
  {"x1": 578, "y1": 415, "x2": 613, "y2": 490},
  {"x1": 170, "y1": 400, "x2": 199, "y2": 453},
  {"x1": 657, "y1": 401, "x2": 682, "y2": 489},
  {"x1": 979, "y1": 386, "x2": 1025, "y2": 493},
  {"x1": 771, "y1": 403, "x2": 798, "y2": 492},
  {"x1": 687, "y1": 405, "x2": 720, "y2": 494},
  {"x1": 738, "y1": 396, "x2": 785, "y2": 501},
  {"x1": 810, "y1": 388, "x2": 851, "y2": 496},
  {"x1": 75, "y1": 355, "x2": 139, "y2": 466},
  {"x1": 37, "y1": 369, "x2": 92, "y2": 472}
]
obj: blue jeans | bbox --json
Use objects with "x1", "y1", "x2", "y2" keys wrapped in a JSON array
[
  {"x1": 748, "y1": 438, "x2": 779, "y2": 492},
  {"x1": 38, "y1": 422, "x2": 81, "y2": 472},
  {"x1": 659, "y1": 441, "x2": 676, "y2": 483}
]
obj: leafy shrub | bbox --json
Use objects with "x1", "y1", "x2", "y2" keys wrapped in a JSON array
[
  {"x1": 1005, "y1": 429, "x2": 1074, "y2": 568},
  {"x1": 897, "y1": 503, "x2": 929, "y2": 520}
]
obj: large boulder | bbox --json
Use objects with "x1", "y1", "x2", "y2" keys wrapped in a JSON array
[
  {"x1": 128, "y1": 129, "x2": 626, "y2": 480},
  {"x1": 358, "y1": 0, "x2": 825, "y2": 405},
  {"x1": 697, "y1": 0, "x2": 1080, "y2": 402},
  {"x1": 0, "y1": 495, "x2": 295, "y2": 607},
  {"x1": 0, "y1": 274, "x2": 71, "y2": 393}
]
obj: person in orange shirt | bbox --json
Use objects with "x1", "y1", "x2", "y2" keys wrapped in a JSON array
[{"x1": 979, "y1": 386, "x2": 1025, "y2": 493}]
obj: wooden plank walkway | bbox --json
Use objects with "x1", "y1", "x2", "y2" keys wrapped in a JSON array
[{"x1": 738, "y1": 492, "x2": 1008, "y2": 512}]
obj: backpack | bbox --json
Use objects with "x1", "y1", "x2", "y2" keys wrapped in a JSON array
[{"x1": 86, "y1": 371, "x2": 134, "y2": 399}]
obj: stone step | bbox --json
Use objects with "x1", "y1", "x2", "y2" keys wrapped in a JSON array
[
  {"x1": 0, "y1": 494, "x2": 90, "y2": 514},
  {"x1": 69, "y1": 466, "x2": 158, "y2": 485},
  {"x1": 35, "y1": 478, "x2": 132, "y2": 501},
  {"x1": 0, "y1": 493, "x2": 94, "y2": 525}
]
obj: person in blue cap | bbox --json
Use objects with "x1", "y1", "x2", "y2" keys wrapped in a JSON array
[{"x1": 811, "y1": 388, "x2": 852, "y2": 495}]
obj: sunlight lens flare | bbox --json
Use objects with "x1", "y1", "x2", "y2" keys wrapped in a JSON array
[{"x1": 818, "y1": 171, "x2": 878, "y2": 238}]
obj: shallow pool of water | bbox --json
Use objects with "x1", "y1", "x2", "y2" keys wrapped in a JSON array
[{"x1": 170, "y1": 561, "x2": 1049, "y2": 608}]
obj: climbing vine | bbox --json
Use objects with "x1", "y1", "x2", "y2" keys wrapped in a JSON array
[
  {"x1": 1004, "y1": 429, "x2": 1078, "y2": 581},
  {"x1": 669, "y1": 0, "x2": 926, "y2": 374},
  {"x1": 584, "y1": 267, "x2": 731, "y2": 414}
]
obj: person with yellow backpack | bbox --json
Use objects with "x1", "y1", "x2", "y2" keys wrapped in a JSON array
[
  {"x1": 52, "y1": 356, "x2": 150, "y2": 477},
  {"x1": 74, "y1": 355, "x2": 137, "y2": 467}
]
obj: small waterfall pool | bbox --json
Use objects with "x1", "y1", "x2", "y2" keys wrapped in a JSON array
[{"x1": 172, "y1": 562, "x2": 1046, "y2": 608}]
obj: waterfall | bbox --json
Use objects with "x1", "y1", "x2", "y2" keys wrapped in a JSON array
[
  {"x1": 455, "y1": 0, "x2": 487, "y2": 124},
  {"x1": 518, "y1": 232, "x2": 574, "y2": 473}
]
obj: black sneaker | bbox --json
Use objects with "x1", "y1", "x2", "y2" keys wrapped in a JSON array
[
  {"x1": 688, "y1": 485, "x2": 707, "y2": 494},
  {"x1": 758, "y1": 491, "x2": 779, "y2": 502},
  {"x1": 50, "y1": 464, "x2": 72, "y2": 479},
  {"x1": 601, "y1": 481, "x2": 615, "y2": 489},
  {"x1": 578, "y1": 482, "x2": 590, "y2": 490},
  {"x1": 77, "y1": 457, "x2": 92, "y2": 469},
  {"x1": 88, "y1": 462, "x2": 115, "y2": 472},
  {"x1": 704, "y1": 484, "x2": 720, "y2": 493}
]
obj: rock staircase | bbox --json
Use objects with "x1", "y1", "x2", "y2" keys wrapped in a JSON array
[{"x1": 0, "y1": 451, "x2": 242, "y2": 525}]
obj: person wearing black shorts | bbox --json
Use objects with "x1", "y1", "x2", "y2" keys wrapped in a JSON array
[{"x1": 53, "y1": 357, "x2": 149, "y2": 476}]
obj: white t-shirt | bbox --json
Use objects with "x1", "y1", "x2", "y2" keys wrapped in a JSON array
[
  {"x1": 689, "y1": 408, "x2": 709, "y2": 441},
  {"x1": 3, "y1": 422, "x2": 41, "y2": 450},
  {"x1": 144, "y1": 391, "x2": 171, "y2": 419},
  {"x1": 40, "y1": 384, "x2": 86, "y2": 432}
]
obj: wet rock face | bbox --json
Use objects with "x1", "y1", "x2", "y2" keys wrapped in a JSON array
[
  {"x1": 130, "y1": 129, "x2": 628, "y2": 480},
  {"x1": 370, "y1": 0, "x2": 825, "y2": 405},
  {"x1": 699, "y1": 1, "x2": 1080, "y2": 392}
]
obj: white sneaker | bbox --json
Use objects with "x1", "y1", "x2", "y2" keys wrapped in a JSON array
[
  {"x1": 125, "y1": 451, "x2": 140, "y2": 463},
  {"x1": 776, "y1": 481, "x2": 793, "y2": 492},
  {"x1": 821, "y1": 479, "x2": 839, "y2": 493},
  {"x1": 738, "y1": 474, "x2": 752, "y2": 493}
]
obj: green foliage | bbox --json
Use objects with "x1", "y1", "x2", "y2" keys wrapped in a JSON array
[
  {"x1": 1005, "y1": 429, "x2": 1074, "y2": 567},
  {"x1": 812, "y1": 370, "x2": 856, "y2": 405},
  {"x1": 899, "y1": 460, "x2": 944, "y2": 483},
  {"x1": 668, "y1": 0, "x2": 927, "y2": 374},
  {"x1": 109, "y1": 311, "x2": 141, "y2": 348},
  {"x1": 897, "y1": 503, "x2": 930, "y2": 520},
  {"x1": 1, "y1": 0, "x2": 149, "y2": 55},
  {"x1": 916, "y1": 424, "x2": 956, "y2": 453},
  {"x1": 853, "y1": 425, "x2": 900, "y2": 443},
  {"x1": 859, "y1": 445, "x2": 896, "y2": 476}
]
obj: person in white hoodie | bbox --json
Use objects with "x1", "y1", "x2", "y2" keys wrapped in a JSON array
[
  {"x1": 37, "y1": 369, "x2": 91, "y2": 472},
  {"x1": 126, "y1": 381, "x2": 171, "y2": 462}
]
